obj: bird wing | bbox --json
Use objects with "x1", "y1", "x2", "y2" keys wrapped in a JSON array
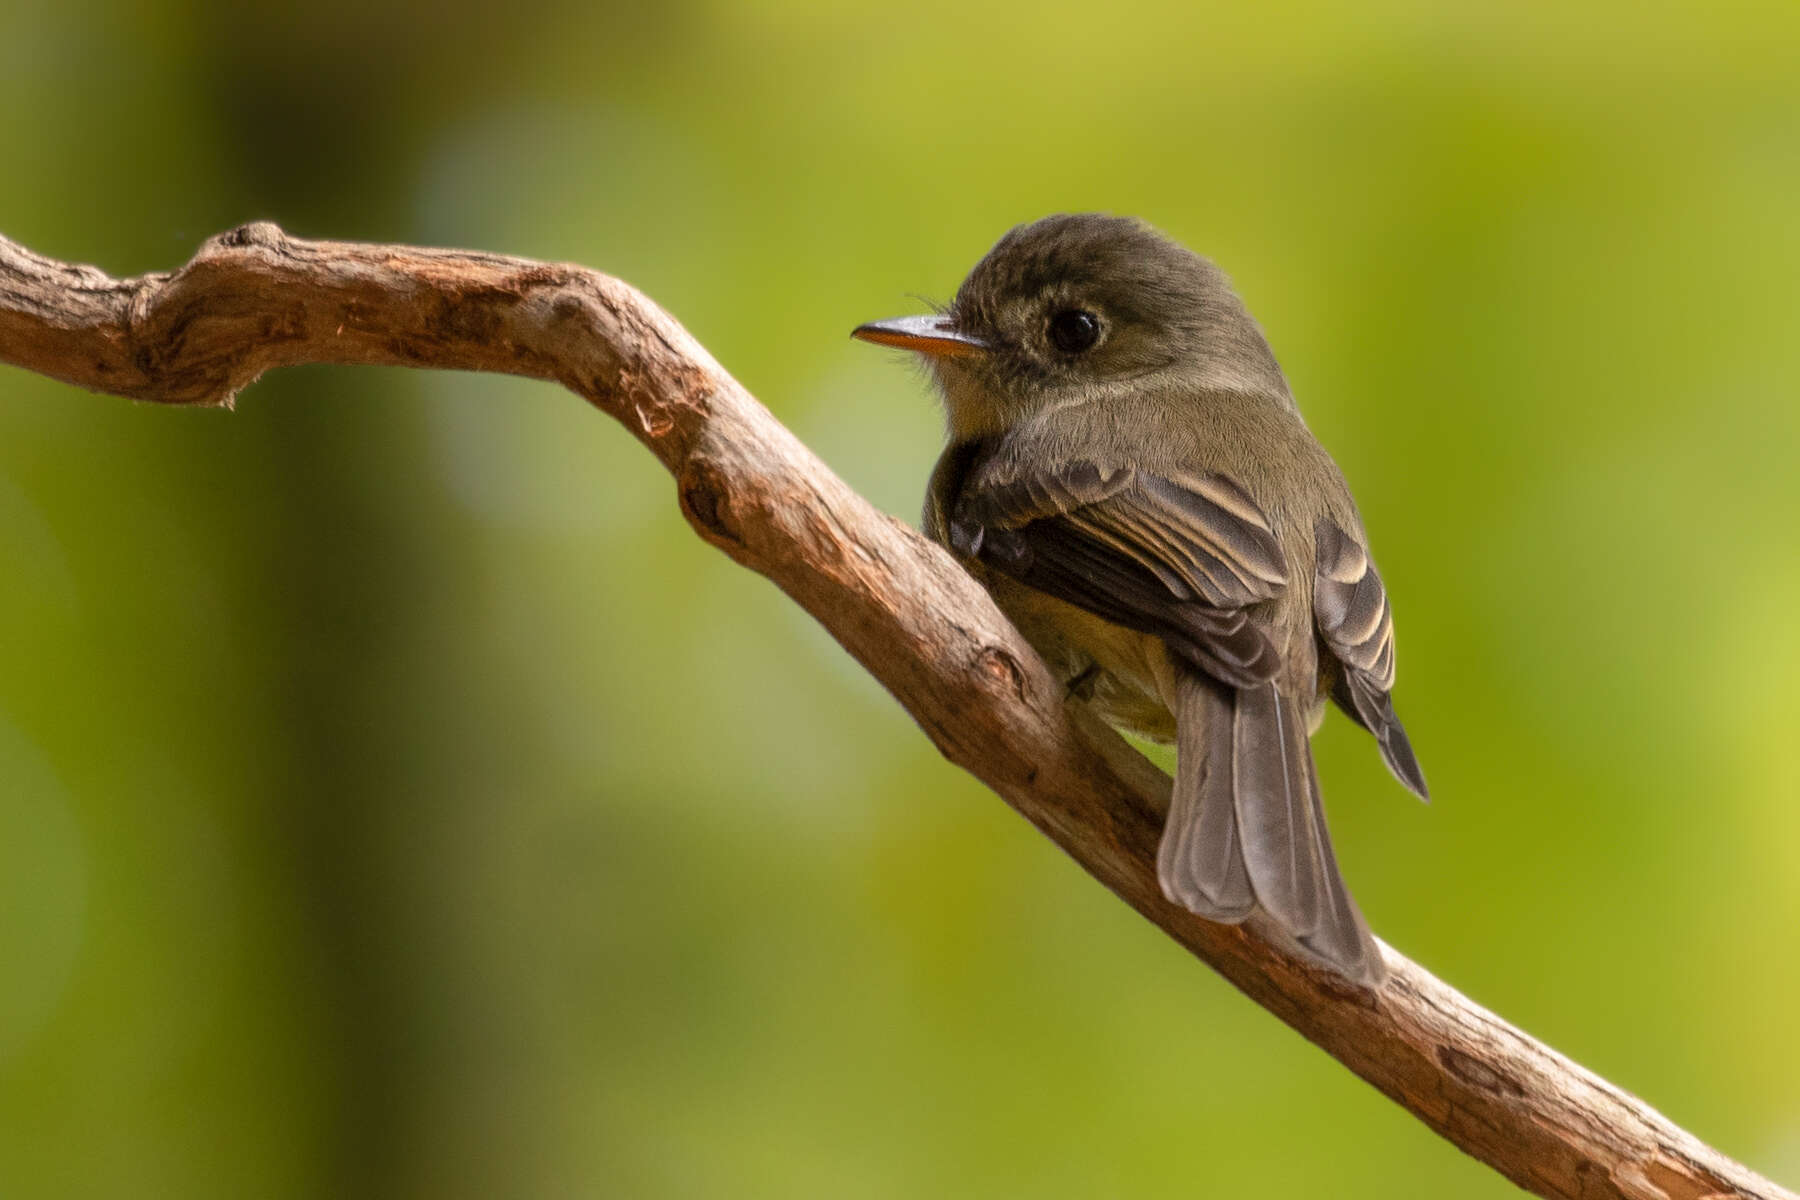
[
  {"x1": 949, "y1": 459, "x2": 1289, "y2": 687},
  {"x1": 1313, "y1": 519, "x2": 1429, "y2": 800}
]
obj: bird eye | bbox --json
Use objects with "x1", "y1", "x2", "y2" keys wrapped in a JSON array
[{"x1": 1047, "y1": 309, "x2": 1102, "y2": 354}]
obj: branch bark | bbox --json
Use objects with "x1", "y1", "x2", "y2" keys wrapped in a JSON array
[{"x1": 1, "y1": 223, "x2": 1787, "y2": 1200}]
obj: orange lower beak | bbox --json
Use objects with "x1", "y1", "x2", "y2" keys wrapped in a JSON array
[{"x1": 851, "y1": 315, "x2": 990, "y2": 359}]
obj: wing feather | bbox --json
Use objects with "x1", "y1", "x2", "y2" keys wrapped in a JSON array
[
  {"x1": 1314, "y1": 519, "x2": 1428, "y2": 799},
  {"x1": 950, "y1": 461, "x2": 1289, "y2": 688}
]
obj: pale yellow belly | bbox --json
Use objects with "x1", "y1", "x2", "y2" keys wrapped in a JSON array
[
  {"x1": 982, "y1": 572, "x2": 1180, "y2": 743},
  {"x1": 978, "y1": 566, "x2": 1335, "y2": 742}
]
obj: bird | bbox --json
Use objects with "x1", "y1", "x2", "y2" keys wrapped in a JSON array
[{"x1": 852, "y1": 214, "x2": 1426, "y2": 985}]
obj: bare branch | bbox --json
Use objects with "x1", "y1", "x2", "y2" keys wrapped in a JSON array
[{"x1": 1, "y1": 223, "x2": 1788, "y2": 1200}]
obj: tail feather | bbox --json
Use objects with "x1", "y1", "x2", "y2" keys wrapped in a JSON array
[
  {"x1": 1157, "y1": 674, "x2": 1385, "y2": 986},
  {"x1": 1157, "y1": 676, "x2": 1254, "y2": 921},
  {"x1": 1294, "y1": 751, "x2": 1385, "y2": 982},
  {"x1": 1231, "y1": 682, "x2": 1323, "y2": 939}
]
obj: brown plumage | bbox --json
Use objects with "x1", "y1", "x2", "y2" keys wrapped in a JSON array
[{"x1": 857, "y1": 214, "x2": 1426, "y2": 985}]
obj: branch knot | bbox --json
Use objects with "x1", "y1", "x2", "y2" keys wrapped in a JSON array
[{"x1": 212, "y1": 221, "x2": 290, "y2": 251}]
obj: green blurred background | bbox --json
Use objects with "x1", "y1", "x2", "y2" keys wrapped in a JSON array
[{"x1": 3, "y1": 1, "x2": 1798, "y2": 1196}]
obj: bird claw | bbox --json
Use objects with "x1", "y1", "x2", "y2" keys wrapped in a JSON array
[{"x1": 1064, "y1": 662, "x2": 1102, "y2": 702}]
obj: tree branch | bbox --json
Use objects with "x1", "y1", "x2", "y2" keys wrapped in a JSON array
[{"x1": 0, "y1": 223, "x2": 1787, "y2": 1200}]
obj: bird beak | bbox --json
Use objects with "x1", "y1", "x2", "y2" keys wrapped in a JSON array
[{"x1": 851, "y1": 315, "x2": 990, "y2": 359}]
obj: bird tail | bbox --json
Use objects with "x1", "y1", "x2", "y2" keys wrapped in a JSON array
[{"x1": 1156, "y1": 674, "x2": 1385, "y2": 985}]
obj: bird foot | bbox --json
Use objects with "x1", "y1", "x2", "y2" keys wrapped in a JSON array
[{"x1": 1064, "y1": 663, "x2": 1102, "y2": 703}]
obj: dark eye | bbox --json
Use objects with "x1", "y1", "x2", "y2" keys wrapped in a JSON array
[{"x1": 1047, "y1": 309, "x2": 1102, "y2": 355}]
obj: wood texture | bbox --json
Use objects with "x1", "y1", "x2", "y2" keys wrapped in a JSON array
[{"x1": 1, "y1": 223, "x2": 1788, "y2": 1200}]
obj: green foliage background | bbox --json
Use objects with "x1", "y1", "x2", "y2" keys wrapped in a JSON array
[{"x1": 3, "y1": 2, "x2": 1798, "y2": 1196}]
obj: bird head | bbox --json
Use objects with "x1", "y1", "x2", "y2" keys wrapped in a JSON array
[{"x1": 853, "y1": 213, "x2": 1289, "y2": 439}]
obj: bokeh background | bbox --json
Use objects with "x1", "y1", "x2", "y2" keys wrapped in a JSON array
[{"x1": 3, "y1": 2, "x2": 1799, "y2": 1196}]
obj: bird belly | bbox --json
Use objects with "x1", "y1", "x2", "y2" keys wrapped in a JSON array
[{"x1": 982, "y1": 573, "x2": 1179, "y2": 743}]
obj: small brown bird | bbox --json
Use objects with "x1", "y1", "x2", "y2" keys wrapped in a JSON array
[{"x1": 853, "y1": 214, "x2": 1426, "y2": 985}]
